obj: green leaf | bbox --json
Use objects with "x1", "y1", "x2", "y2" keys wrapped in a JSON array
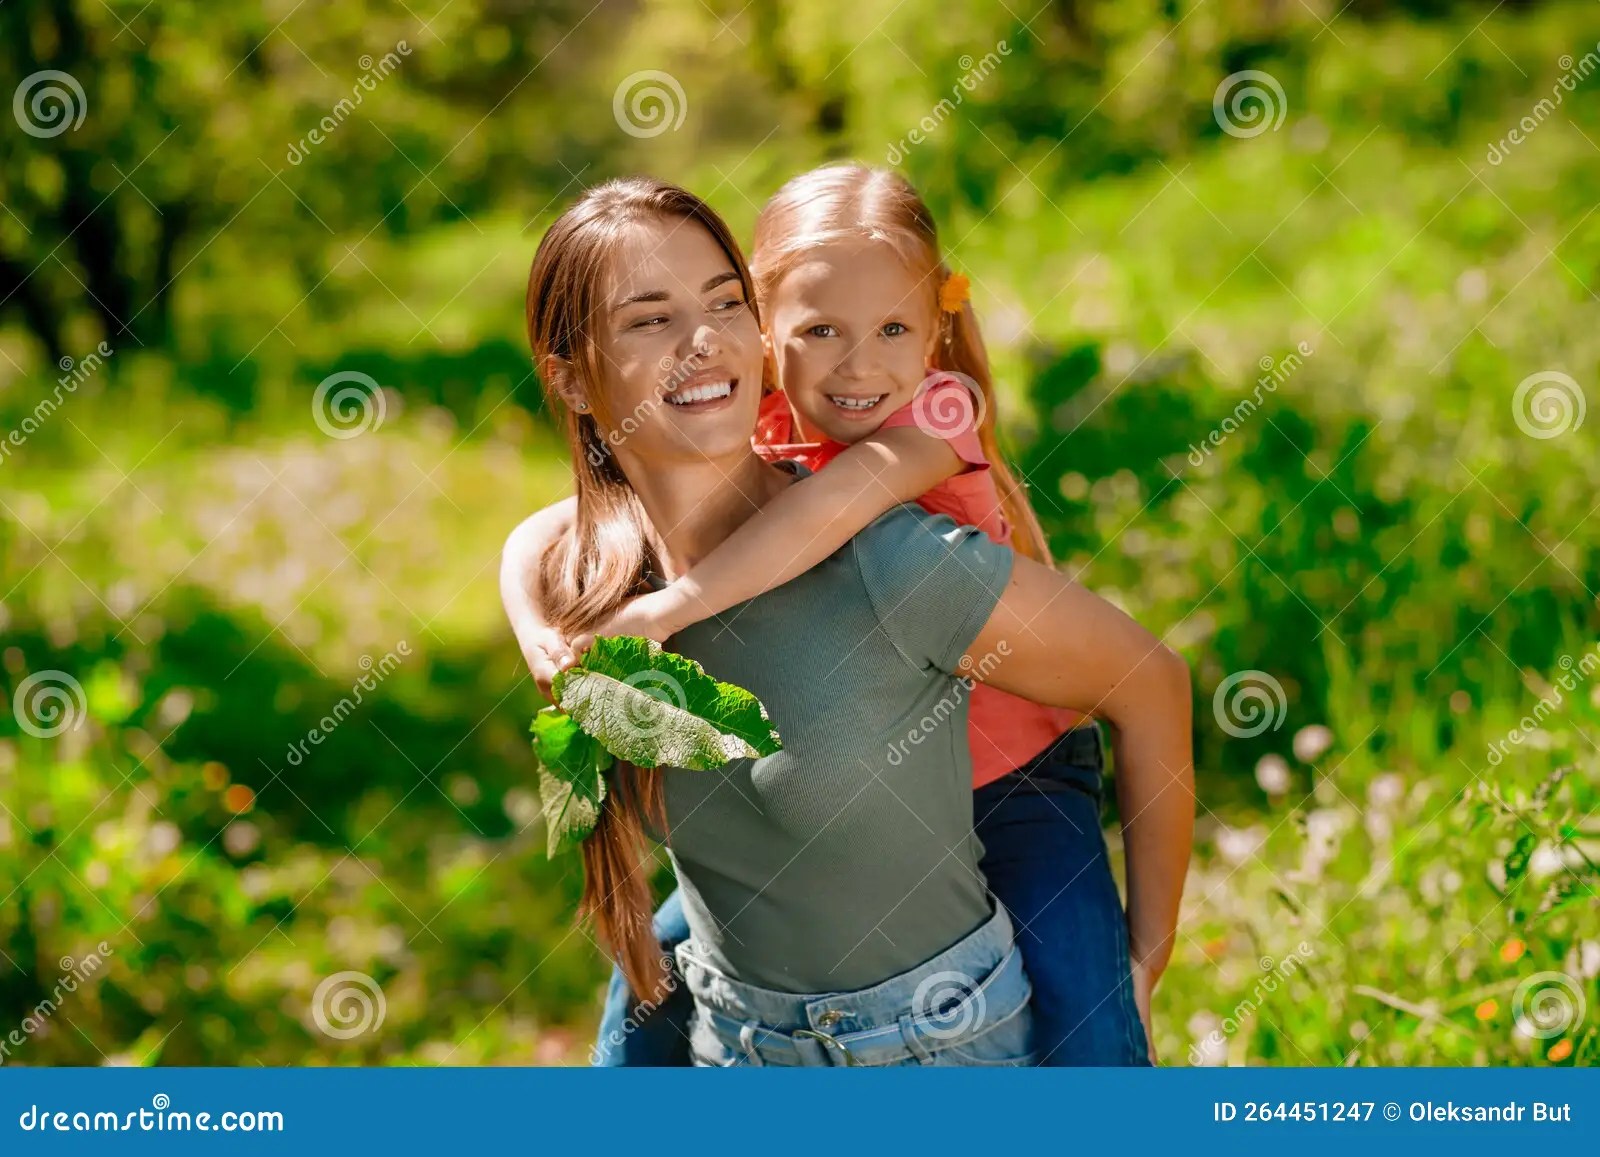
[
  {"x1": 537, "y1": 766, "x2": 605, "y2": 858},
  {"x1": 529, "y1": 706, "x2": 613, "y2": 858},
  {"x1": 552, "y1": 636, "x2": 782, "y2": 771},
  {"x1": 1503, "y1": 832, "x2": 1537, "y2": 888},
  {"x1": 529, "y1": 705, "x2": 614, "y2": 796}
]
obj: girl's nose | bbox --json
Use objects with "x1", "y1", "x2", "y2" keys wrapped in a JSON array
[{"x1": 837, "y1": 340, "x2": 878, "y2": 379}]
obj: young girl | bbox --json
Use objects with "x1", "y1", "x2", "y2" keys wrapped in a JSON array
[{"x1": 504, "y1": 164, "x2": 1192, "y2": 1066}]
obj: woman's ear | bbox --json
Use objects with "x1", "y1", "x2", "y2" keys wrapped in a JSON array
[{"x1": 541, "y1": 356, "x2": 589, "y2": 413}]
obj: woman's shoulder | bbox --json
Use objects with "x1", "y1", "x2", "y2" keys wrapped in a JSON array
[{"x1": 850, "y1": 502, "x2": 1013, "y2": 597}]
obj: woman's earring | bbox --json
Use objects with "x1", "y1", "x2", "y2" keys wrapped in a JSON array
[{"x1": 574, "y1": 400, "x2": 589, "y2": 412}]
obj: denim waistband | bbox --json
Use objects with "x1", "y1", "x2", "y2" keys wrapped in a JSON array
[{"x1": 675, "y1": 904, "x2": 1029, "y2": 1067}]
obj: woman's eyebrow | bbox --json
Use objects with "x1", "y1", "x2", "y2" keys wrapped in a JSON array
[{"x1": 611, "y1": 271, "x2": 742, "y2": 313}]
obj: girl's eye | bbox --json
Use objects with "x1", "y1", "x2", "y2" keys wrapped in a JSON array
[
  {"x1": 806, "y1": 324, "x2": 838, "y2": 338},
  {"x1": 881, "y1": 322, "x2": 908, "y2": 337},
  {"x1": 629, "y1": 315, "x2": 669, "y2": 330},
  {"x1": 713, "y1": 296, "x2": 747, "y2": 312}
]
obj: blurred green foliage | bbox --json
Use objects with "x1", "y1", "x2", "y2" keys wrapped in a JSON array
[{"x1": 1, "y1": 0, "x2": 1596, "y2": 1065}]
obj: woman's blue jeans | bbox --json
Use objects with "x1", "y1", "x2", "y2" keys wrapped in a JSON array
[{"x1": 590, "y1": 725, "x2": 1151, "y2": 1067}]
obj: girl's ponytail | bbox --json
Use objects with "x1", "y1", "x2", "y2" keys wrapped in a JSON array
[{"x1": 937, "y1": 280, "x2": 1052, "y2": 565}]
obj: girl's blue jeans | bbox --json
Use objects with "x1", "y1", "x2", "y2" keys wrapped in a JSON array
[{"x1": 590, "y1": 725, "x2": 1152, "y2": 1067}]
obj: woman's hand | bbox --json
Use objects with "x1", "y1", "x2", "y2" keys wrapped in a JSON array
[
  {"x1": 521, "y1": 624, "x2": 578, "y2": 702},
  {"x1": 498, "y1": 497, "x2": 579, "y2": 700},
  {"x1": 1130, "y1": 958, "x2": 1160, "y2": 1064}
]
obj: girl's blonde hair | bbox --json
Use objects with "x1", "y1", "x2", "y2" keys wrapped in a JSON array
[
  {"x1": 750, "y1": 162, "x2": 1052, "y2": 564},
  {"x1": 524, "y1": 177, "x2": 760, "y2": 1002}
]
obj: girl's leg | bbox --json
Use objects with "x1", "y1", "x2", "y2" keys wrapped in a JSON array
[
  {"x1": 974, "y1": 728, "x2": 1152, "y2": 1067},
  {"x1": 589, "y1": 887, "x2": 696, "y2": 1067}
]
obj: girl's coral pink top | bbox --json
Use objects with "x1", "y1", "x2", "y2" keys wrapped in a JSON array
[{"x1": 754, "y1": 379, "x2": 1084, "y2": 789}]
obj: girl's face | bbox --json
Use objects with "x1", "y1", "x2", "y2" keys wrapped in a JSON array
[
  {"x1": 589, "y1": 217, "x2": 763, "y2": 467},
  {"x1": 763, "y1": 237, "x2": 940, "y2": 444}
]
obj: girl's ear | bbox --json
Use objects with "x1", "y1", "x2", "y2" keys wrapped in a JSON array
[{"x1": 541, "y1": 355, "x2": 589, "y2": 413}]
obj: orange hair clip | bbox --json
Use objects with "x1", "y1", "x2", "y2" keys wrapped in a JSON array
[{"x1": 938, "y1": 272, "x2": 970, "y2": 314}]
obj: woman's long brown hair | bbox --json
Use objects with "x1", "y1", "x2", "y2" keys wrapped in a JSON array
[
  {"x1": 750, "y1": 162, "x2": 1053, "y2": 564},
  {"x1": 524, "y1": 178, "x2": 759, "y2": 1002}
]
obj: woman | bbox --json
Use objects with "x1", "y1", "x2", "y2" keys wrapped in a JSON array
[{"x1": 508, "y1": 177, "x2": 1193, "y2": 1066}]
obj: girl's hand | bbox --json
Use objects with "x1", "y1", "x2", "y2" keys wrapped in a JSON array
[
  {"x1": 568, "y1": 587, "x2": 689, "y2": 658},
  {"x1": 1130, "y1": 959, "x2": 1160, "y2": 1064}
]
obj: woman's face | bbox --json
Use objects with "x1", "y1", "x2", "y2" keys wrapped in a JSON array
[
  {"x1": 763, "y1": 237, "x2": 940, "y2": 444},
  {"x1": 589, "y1": 217, "x2": 764, "y2": 468}
]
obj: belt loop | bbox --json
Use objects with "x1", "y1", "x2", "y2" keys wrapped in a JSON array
[
  {"x1": 738, "y1": 1022, "x2": 766, "y2": 1067},
  {"x1": 898, "y1": 1012, "x2": 934, "y2": 1065}
]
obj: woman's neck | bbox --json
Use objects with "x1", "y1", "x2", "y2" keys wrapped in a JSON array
[{"x1": 623, "y1": 450, "x2": 792, "y2": 577}]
